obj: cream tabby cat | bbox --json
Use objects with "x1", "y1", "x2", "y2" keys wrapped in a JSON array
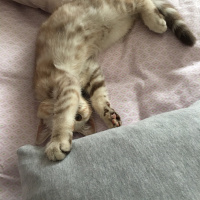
[{"x1": 34, "y1": 0, "x2": 196, "y2": 161}]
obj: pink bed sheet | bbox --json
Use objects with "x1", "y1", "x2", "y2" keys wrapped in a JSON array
[{"x1": 1, "y1": 0, "x2": 200, "y2": 199}]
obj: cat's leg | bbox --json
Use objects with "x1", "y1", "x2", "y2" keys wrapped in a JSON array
[
  {"x1": 37, "y1": 99, "x2": 54, "y2": 119},
  {"x1": 45, "y1": 72, "x2": 81, "y2": 161},
  {"x1": 83, "y1": 59, "x2": 121, "y2": 128},
  {"x1": 138, "y1": 0, "x2": 167, "y2": 33}
]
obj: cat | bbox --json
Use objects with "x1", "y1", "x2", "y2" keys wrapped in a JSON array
[{"x1": 34, "y1": 0, "x2": 196, "y2": 161}]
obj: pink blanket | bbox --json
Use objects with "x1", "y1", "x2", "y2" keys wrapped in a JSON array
[{"x1": 1, "y1": 0, "x2": 200, "y2": 199}]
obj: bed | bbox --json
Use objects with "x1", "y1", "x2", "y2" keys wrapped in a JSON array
[{"x1": 1, "y1": 0, "x2": 200, "y2": 199}]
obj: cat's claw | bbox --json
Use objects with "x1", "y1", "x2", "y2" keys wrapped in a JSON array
[{"x1": 45, "y1": 137, "x2": 72, "y2": 161}]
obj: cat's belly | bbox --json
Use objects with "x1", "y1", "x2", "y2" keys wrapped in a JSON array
[
  {"x1": 37, "y1": 3, "x2": 136, "y2": 74},
  {"x1": 100, "y1": 16, "x2": 135, "y2": 50}
]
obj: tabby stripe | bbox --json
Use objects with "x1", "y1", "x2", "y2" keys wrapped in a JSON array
[
  {"x1": 57, "y1": 88, "x2": 79, "y2": 100},
  {"x1": 83, "y1": 68, "x2": 100, "y2": 92},
  {"x1": 84, "y1": 82, "x2": 91, "y2": 92},
  {"x1": 40, "y1": 109, "x2": 52, "y2": 117},
  {"x1": 90, "y1": 68, "x2": 99, "y2": 79},
  {"x1": 90, "y1": 68, "x2": 101, "y2": 82},
  {"x1": 90, "y1": 81, "x2": 105, "y2": 97},
  {"x1": 47, "y1": 86, "x2": 54, "y2": 98},
  {"x1": 91, "y1": 73, "x2": 101, "y2": 82},
  {"x1": 62, "y1": 89, "x2": 79, "y2": 98},
  {"x1": 57, "y1": 79, "x2": 73, "y2": 89},
  {"x1": 156, "y1": 3, "x2": 196, "y2": 46},
  {"x1": 57, "y1": 96, "x2": 73, "y2": 108},
  {"x1": 174, "y1": 26, "x2": 195, "y2": 46},
  {"x1": 45, "y1": 110, "x2": 52, "y2": 115},
  {"x1": 54, "y1": 105, "x2": 71, "y2": 115},
  {"x1": 165, "y1": 12, "x2": 196, "y2": 46}
]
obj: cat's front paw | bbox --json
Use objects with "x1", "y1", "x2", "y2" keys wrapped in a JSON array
[
  {"x1": 45, "y1": 135, "x2": 72, "y2": 161},
  {"x1": 103, "y1": 105, "x2": 122, "y2": 128}
]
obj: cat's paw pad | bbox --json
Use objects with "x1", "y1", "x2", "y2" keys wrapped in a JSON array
[
  {"x1": 110, "y1": 112, "x2": 122, "y2": 127},
  {"x1": 45, "y1": 137, "x2": 72, "y2": 161},
  {"x1": 146, "y1": 12, "x2": 167, "y2": 33},
  {"x1": 104, "y1": 106, "x2": 122, "y2": 128}
]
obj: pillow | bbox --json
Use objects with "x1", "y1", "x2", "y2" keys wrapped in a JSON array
[
  {"x1": 17, "y1": 101, "x2": 200, "y2": 200},
  {"x1": 12, "y1": 0, "x2": 73, "y2": 13}
]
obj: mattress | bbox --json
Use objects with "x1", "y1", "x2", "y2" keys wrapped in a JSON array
[{"x1": 0, "y1": 0, "x2": 200, "y2": 199}]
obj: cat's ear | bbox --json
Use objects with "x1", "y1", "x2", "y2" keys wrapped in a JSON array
[
  {"x1": 80, "y1": 118, "x2": 96, "y2": 136},
  {"x1": 35, "y1": 119, "x2": 51, "y2": 145}
]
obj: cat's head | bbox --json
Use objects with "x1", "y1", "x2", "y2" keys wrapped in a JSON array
[
  {"x1": 73, "y1": 96, "x2": 95, "y2": 136},
  {"x1": 35, "y1": 96, "x2": 95, "y2": 145}
]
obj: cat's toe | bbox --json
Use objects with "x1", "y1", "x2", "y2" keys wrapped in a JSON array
[
  {"x1": 60, "y1": 139, "x2": 72, "y2": 153},
  {"x1": 45, "y1": 138, "x2": 72, "y2": 161},
  {"x1": 104, "y1": 107, "x2": 122, "y2": 128},
  {"x1": 111, "y1": 112, "x2": 122, "y2": 127},
  {"x1": 149, "y1": 18, "x2": 167, "y2": 33},
  {"x1": 156, "y1": 18, "x2": 167, "y2": 33},
  {"x1": 146, "y1": 13, "x2": 167, "y2": 34}
]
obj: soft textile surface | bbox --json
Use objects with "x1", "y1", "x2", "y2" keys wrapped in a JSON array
[
  {"x1": 11, "y1": 0, "x2": 71, "y2": 13},
  {"x1": 18, "y1": 101, "x2": 200, "y2": 200},
  {"x1": 1, "y1": 0, "x2": 200, "y2": 199}
]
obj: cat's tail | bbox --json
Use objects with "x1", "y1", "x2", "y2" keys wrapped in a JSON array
[{"x1": 152, "y1": 0, "x2": 196, "y2": 46}]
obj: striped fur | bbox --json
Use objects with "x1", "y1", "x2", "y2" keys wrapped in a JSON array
[
  {"x1": 34, "y1": 0, "x2": 195, "y2": 161},
  {"x1": 152, "y1": 0, "x2": 196, "y2": 46}
]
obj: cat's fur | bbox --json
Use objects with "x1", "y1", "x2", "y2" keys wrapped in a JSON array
[{"x1": 34, "y1": 0, "x2": 196, "y2": 161}]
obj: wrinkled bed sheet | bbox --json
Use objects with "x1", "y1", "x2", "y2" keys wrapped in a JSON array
[{"x1": 0, "y1": 0, "x2": 200, "y2": 199}]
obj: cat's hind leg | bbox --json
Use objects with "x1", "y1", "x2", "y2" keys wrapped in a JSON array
[
  {"x1": 139, "y1": 0, "x2": 167, "y2": 33},
  {"x1": 45, "y1": 71, "x2": 81, "y2": 161},
  {"x1": 84, "y1": 59, "x2": 121, "y2": 128}
]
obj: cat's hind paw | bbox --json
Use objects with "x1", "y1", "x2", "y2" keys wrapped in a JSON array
[
  {"x1": 143, "y1": 10, "x2": 167, "y2": 34},
  {"x1": 151, "y1": 17, "x2": 167, "y2": 34}
]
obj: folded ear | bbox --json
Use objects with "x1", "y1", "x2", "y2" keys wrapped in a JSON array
[
  {"x1": 79, "y1": 118, "x2": 96, "y2": 136},
  {"x1": 35, "y1": 119, "x2": 51, "y2": 145}
]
